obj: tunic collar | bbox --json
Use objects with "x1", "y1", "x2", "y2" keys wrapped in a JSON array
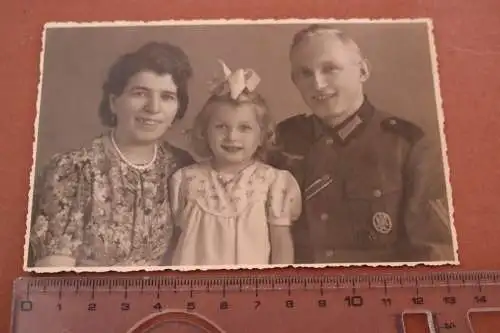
[{"x1": 311, "y1": 96, "x2": 375, "y2": 145}]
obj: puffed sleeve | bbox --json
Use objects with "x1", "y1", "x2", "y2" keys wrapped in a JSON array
[
  {"x1": 29, "y1": 152, "x2": 92, "y2": 265},
  {"x1": 266, "y1": 170, "x2": 302, "y2": 226},
  {"x1": 168, "y1": 168, "x2": 185, "y2": 226}
]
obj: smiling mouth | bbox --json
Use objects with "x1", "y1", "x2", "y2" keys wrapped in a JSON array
[
  {"x1": 136, "y1": 117, "x2": 162, "y2": 125},
  {"x1": 312, "y1": 93, "x2": 337, "y2": 102},
  {"x1": 220, "y1": 145, "x2": 244, "y2": 153}
]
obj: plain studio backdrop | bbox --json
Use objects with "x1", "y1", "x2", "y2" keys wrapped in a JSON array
[{"x1": 33, "y1": 20, "x2": 446, "y2": 181}]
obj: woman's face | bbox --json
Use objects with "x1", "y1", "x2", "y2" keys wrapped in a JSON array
[{"x1": 110, "y1": 70, "x2": 179, "y2": 145}]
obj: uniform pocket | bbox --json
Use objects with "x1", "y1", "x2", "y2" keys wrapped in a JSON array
[
  {"x1": 344, "y1": 177, "x2": 402, "y2": 200},
  {"x1": 343, "y1": 177, "x2": 404, "y2": 238}
]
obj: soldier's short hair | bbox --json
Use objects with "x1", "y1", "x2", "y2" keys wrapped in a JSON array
[
  {"x1": 191, "y1": 91, "x2": 276, "y2": 161},
  {"x1": 289, "y1": 24, "x2": 364, "y2": 60}
]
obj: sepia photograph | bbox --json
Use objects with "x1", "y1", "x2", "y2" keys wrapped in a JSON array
[{"x1": 24, "y1": 18, "x2": 458, "y2": 272}]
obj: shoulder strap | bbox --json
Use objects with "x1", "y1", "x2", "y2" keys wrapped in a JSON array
[{"x1": 380, "y1": 116, "x2": 424, "y2": 143}]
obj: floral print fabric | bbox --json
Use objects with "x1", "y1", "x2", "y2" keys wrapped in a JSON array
[{"x1": 29, "y1": 133, "x2": 193, "y2": 267}]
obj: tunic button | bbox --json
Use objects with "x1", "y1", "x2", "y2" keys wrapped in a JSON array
[
  {"x1": 373, "y1": 189, "x2": 382, "y2": 198},
  {"x1": 325, "y1": 249, "x2": 335, "y2": 258},
  {"x1": 320, "y1": 213, "x2": 329, "y2": 221},
  {"x1": 325, "y1": 138, "x2": 334, "y2": 145}
]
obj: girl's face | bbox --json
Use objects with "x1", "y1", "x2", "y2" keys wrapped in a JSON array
[
  {"x1": 110, "y1": 70, "x2": 179, "y2": 145},
  {"x1": 206, "y1": 103, "x2": 262, "y2": 168}
]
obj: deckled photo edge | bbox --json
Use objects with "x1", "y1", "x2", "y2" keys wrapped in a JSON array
[
  {"x1": 26, "y1": 258, "x2": 459, "y2": 274},
  {"x1": 41, "y1": 17, "x2": 434, "y2": 29},
  {"x1": 23, "y1": 18, "x2": 458, "y2": 274},
  {"x1": 425, "y1": 19, "x2": 460, "y2": 264},
  {"x1": 23, "y1": 24, "x2": 50, "y2": 272}
]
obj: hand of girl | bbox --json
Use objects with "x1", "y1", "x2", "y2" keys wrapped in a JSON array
[{"x1": 269, "y1": 225, "x2": 294, "y2": 264}]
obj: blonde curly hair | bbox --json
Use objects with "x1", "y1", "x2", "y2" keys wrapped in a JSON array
[{"x1": 190, "y1": 90, "x2": 276, "y2": 161}]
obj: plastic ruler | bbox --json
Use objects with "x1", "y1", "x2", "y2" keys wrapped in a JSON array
[{"x1": 10, "y1": 270, "x2": 500, "y2": 332}]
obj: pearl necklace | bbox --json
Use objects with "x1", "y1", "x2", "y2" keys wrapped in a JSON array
[{"x1": 110, "y1": 132, "x2": 158, "y2": 171}]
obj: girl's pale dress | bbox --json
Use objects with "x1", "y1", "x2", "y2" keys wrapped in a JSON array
[
  {"x1": 29, "y1": 133, "x2": 193, "y2": 267},
  {"x1": 170, "y1": 161, "x2": 302, "y2": 266}
]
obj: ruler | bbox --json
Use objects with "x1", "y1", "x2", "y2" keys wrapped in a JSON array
[{"x1": 10, "y1": 271, "x2": 500, "y2": 333}]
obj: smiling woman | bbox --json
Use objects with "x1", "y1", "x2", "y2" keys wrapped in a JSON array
[{"x1": 26, "y1": 42, "x2": 195, "y2": 271}]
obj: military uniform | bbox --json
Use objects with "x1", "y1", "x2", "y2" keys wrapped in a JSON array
[{"x1": 269, "y1": 98, "x2": 454, "y2": 264}]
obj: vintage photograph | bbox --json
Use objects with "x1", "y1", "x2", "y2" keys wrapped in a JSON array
[{"x1": 24, "y1": 19, "x2": 458, "y2": 272}]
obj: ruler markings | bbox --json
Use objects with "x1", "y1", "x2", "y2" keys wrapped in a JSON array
[
  {"x1": 90, "y1": 279, "x2": 95, "y2": 300},
  {"x1": 145, "y1": 271, "x2": 484, "y2": 283},
  {"x1": 15, "y1": 272, "x2": 500, "y2": 298},
  {"x1": 18, "y1": 278, "x2": 495, "y2": 295},
  {"x1": 12, "y1": 272, "x2": 500, "y2": 333}
]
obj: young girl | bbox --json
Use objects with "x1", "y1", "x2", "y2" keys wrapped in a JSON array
[{"x1": 169, "y1": 61, "x2": 302, "y2": 266}]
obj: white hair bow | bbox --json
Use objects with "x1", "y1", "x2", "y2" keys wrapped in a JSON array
[{"x1": 209, "y1": 59, "x2": 261, "y2": 100}]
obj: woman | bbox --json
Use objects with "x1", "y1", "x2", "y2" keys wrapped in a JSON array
[{"x1": 28, "y1": 41, "x2": 194, "y2": 268}]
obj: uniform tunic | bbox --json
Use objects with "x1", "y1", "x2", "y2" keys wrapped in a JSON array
[{"x1": 269, "y1": 98, "x2": 455, "y2": 264}]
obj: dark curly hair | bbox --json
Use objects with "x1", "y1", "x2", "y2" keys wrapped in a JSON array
[{"x1": 98, "y1": 41, "x2": 193, "y2": 127}]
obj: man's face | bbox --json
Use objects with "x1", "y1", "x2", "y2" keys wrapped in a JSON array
[{"x1": 290, "y1": 32, "x2": 369, "y2": 125}]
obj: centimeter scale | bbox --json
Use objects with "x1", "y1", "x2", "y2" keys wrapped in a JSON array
[{"x1": 11, "y1": 270, "x2": 500, "y2": 333}]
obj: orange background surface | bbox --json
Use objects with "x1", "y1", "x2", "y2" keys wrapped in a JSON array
[{"x1": 1, "y1": 1, "x2": 499, "y2": 332}]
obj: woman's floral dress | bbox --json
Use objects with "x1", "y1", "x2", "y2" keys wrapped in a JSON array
[{"x1": 29, "y1": 133, "x2": 193, "y2": 267}]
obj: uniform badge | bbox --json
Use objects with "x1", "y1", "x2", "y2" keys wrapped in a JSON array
[
  {"x1": 280, "y1": 151, "x2": 305, "y2": 167},
  {"x1": 372, "y1": 212, "x2": 393, "y2": 234},
  {"x1": 305, "y1": 174, "x2": 333, "y2": 200},
  {"x1": 281, "y1": 151, "x2": 304, "y2": 160}
]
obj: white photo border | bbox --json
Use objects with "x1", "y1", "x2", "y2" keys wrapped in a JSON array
[{"x1": 23, "y1": 17, "x2": 459, "y2": 273}]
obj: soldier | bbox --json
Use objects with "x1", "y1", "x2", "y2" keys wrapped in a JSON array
[{"x1": 269, "y1": 24, "x2": 455, "y2": 264}]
